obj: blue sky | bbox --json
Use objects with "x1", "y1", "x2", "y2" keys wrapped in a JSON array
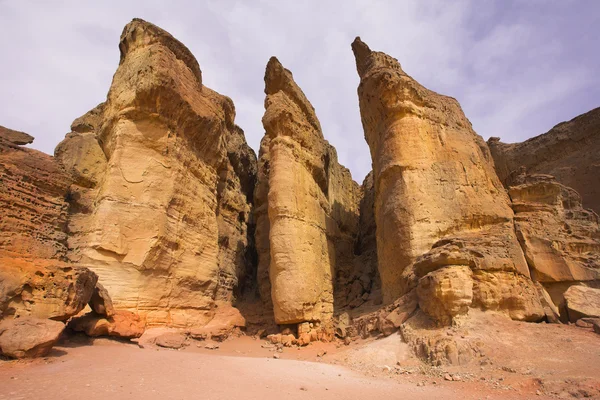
[{"x1": 1, "y1": 0, "x2": 598, "y2": 181}]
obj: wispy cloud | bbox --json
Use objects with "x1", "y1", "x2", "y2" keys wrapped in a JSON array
[{"x1": 0, "y1": 0, "x2": 598, "y2": 182}]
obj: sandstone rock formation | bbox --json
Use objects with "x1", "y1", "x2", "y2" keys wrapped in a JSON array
[
  {"x1": 54, "y1": 19, "x2": 257, "y2": 327},
  {"x1": 0, "y1": 128, "x2": 98, "y2": 321},
  {"x1": 1, "y1": 127, "x2": 70, "y2": 263},
  {"x1": 0, "y1": 259, "x2": 97, "y2": 321},
  {"x1": 351, "y1": 37, "x2": 543, "y2": 324},
  {"x1": 186, "y1": 303, "x2": 246, "y2": 341},
  {"x1": 69, "y1": 310, "x2": 145, "y2": 339},
  {"x1": 507, "y1": 173, "x2": 600, "y2": 312},
  {"x1": 2, "y1": 18, "x2": 599, "y2": 370},
  {"x1": 348, "y1": 291, "x2": 417, "y2": 338},
  {"x1": 89, "y1": 283, "x2": 115, "y2": 317},
  {"x1": 0, "y1": 316, "x2": 65, "y2": 359},
  {"x1": 0, "y1": 125, "x2": 34, "y2": 145},
  {"x1": 563, "y1": 286, "x2": 600, "y2": 323},
  {"x1": 255, "y1": 57, "x2": 360, "y2": 326},
  {"x1": 488, "y1": 107, "x2": 600, "y2": 214}
]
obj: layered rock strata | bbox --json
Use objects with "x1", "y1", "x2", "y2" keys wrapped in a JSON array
[
  {"x1": 351, "y1": 38, "x2": 543, "y2": 323},
  {"x1": 488, "y1": 107, "x2": 600, "y2": 214},
  {"x1": 0, "y1": 127, "x2": 70, "y2": 263},
  {"x1": 55, "y1": 19, "x2": 257, "y2": 327},
  {"x1": 0, "y1": 128, "x2": 97, "y2": 321},
  {"x1": 506, "y1": 172, "x2": 600, "y2": 313},
  {"x1": 255, "y1": 57, "x2": 360, "y2": 326}
]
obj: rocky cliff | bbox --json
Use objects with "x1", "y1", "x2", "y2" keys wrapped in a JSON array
[
  {"x1": 0, "y1": 127, "x2": 97, "y2": 321},
  {"x1": 352, "y1": 38, "x2": 543, "y2": 324},
  {"x1": 255, "y1": 57, "x2": 361, "y2": 327},
  {"x1": 488, "y1": 108, "x2": 600, "y2": 214},
  {"x1": 54, "y1": 19, "x2": 257, "y2": 327},
  {"x1": 1, "y1": 19, "x2": 598, "y2": 362},
  {"x1": 507, "y1": 172, "x2": 600, "y2": 316}
]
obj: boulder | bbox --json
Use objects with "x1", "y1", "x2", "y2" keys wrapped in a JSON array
[
  {"x1": 68, "y1": 310, "x2": 145, "y2": 339},
  {"x1": 564, "y1": 286, "x2": 600, "y2": 323},
  {"x1": 89, "y1": 283, "x2": 114, "y2": 317},
  {"x1": 186, "y1": 303, "x2": 246, "y2": 341},
  {"x1": 575, "y1": 318, "x2": 598, "y2": 329},
  {"x1": 255, "y1": 57, "x2": 360, "y2": 325},
  {"x1": 154, "y1": 332, "x2": 188, "y2": 349},
  {"x1": 0, "y1": 259, "x2": 97, "y2": 321},
  {"x1": 417, "y1": 266, "x2": 473, "y2": 325},
  {"x1": 54, "y1": 18, "x2": 257, "y2": 327},
  {"x1": 0, "y1": 317, "x2": 65, "y2": 358}
]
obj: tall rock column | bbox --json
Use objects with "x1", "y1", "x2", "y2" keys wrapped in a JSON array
[
  {"x1": 352, "y1": 38, "x2": 542, "y2": 323},
  {"x1": 256, "y1": 58, "x2": 360, "y2": 326},
  {"x1": 55, "y1": 19, "x2": 257, "y2": 327}
]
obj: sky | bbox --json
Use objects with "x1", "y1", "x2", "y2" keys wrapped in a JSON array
[{"x1": 1, "y1": 0, "x2": 598, "y2": 182}]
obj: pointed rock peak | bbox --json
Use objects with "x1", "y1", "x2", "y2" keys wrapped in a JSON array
[
  {"x1": 119, "y1": 18, "x2": 202, "y2": 86},
  {"x1": 351, "y1": 37, "x2": 404, "y2": 79},
  {"x1": 351, "y1": 37, "x2": 372, "y2": 77},
  {"x1": 263, "y1": 57, "x2": 321, "y2": 133},
  {"x1": 265, "y1": 56, "x2": 294, "y2": 95}
]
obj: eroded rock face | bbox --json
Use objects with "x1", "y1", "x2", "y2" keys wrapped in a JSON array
[
  {"x1": 507, "y1": 173, "x2": 600, "y2": 312},
  {"x1": 564, "y1": 285, "x2": 600, "y2": 323},
  {"x1": 1, "y1": 128, "x2": 71, "y2": 262},
  {"x1": 256, "y1": 57, "x2": 360, "y2": 325},
  {"x1": 55, "y1": 19, "x2": 257, "y2": 327},
  {"x1": 417, "y1": 266, "x2": 473, "y2": 325},
  {"x1": 0, "y1": 259, "x2": 97, "y2": 321},
  {"x1": 509, "y1": 174, "x2": 600, "y2": 282},
  {"x1": 351, "y1": 38, "x2": 542, "y2": 323},
  {"x1": 0, "y1": 128, "x2": 98, "y2": 321},
  {"x1": 0, "y1": 317, "x2": 65, "y2": 359},
  {"x1": 488, "y1": 107, "x2": 600, "y2": 214}
]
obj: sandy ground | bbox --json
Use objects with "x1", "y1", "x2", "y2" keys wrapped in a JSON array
[
  {"x1": 1, "y1": 313, "x2": 599, "y2": 400},
  {"x1": 0, "y1": 339, "x2": 482, "y2": 400}
]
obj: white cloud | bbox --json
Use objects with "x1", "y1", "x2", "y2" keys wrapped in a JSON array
[{"x1": 0, "y1": 0, "x2": 598, "y2": 182}]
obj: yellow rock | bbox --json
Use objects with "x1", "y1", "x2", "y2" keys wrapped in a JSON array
[{"x1": 55, "y1": 19, "x2": 256, "y2": 327}]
